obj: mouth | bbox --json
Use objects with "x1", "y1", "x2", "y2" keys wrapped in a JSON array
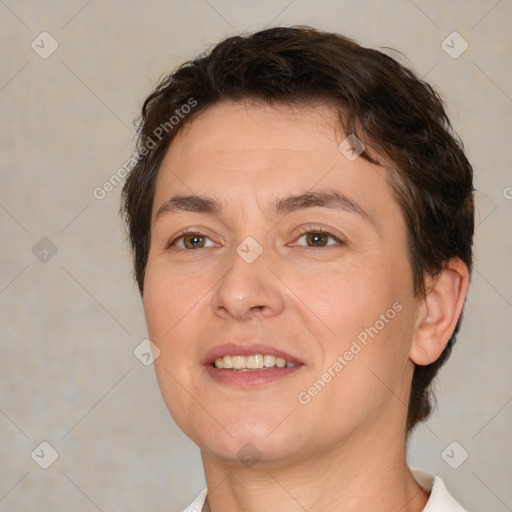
[
  {"x1": 203, "y1": 343, "x2": 303, "y2": 387},
  {"x1": 213, "y1": 354, "x2": 297, "y2": 370}
]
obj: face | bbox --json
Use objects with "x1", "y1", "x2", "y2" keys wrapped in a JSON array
[{"x1": 143, "y1": 100, "x2": 421, "y2": 467}]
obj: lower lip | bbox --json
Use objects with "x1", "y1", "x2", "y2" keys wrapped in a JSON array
[{"x1": 204, "y1": 364, "x2": 302, "y2": 387}]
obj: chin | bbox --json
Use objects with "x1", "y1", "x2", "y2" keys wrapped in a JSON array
[
  {"x1": 191, "y1": 416, "x2": 309, "y2": 467},
  {"x1": 200, "y1": 436, "x2": 300, "y2": 468}
]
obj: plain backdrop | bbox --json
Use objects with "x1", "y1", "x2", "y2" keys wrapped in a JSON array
[{"x1": 1, "y1": 1, "x2": 511, "y2": 511}]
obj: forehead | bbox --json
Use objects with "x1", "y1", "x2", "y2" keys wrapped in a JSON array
[
  {"x1": 172, "y1": 100, "x2": 341, "y2": 156},
  {"x1": 152, "y1": 100, "x2": 399, "y2": 226}
]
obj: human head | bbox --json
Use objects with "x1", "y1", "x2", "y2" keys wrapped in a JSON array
[{"x1": 121, "y1": 26, "x2": 474, "y2": 435}]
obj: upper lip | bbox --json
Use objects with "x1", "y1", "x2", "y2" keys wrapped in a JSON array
[{"x1": 202, "y1": 343, "x2": 303, "y2": 366}]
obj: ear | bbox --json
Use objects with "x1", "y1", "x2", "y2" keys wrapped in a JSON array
[{"x1": 410, "y1": 258, "x2": 470, "y2": 366}]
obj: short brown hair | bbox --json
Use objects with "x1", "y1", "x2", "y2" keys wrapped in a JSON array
[{"x1": 121, "y1": 26, "x2": 474, "y2": 433}]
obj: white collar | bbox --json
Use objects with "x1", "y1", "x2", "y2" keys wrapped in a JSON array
[
  {"x1": 411, "y1": 468, "x2": 467, "y2": 511},
  {"x1": 181, "y1": 468, "x2": 467, "y2": 511}
]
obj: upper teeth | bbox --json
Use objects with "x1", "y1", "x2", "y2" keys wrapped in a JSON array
[{"x1": 214, "y1": 354, "x2": 296, "y2": 370}]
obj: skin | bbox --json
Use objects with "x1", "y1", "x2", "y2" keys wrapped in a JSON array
[{"x1": 143, "y1": 100, "x2": 469, "y2": 512}]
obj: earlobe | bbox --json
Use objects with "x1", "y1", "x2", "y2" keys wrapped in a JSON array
[{"x1": 410, "y1": 258, "x2": 470, "y2": 366}]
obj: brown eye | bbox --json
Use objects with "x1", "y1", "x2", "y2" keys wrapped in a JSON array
[
  {"x1": 170, "y1": 232, "x2": 216, "y2": 250},
  {"x1": 305, "y1": 232, "x2": 329, "y2": 247},
  {"x1": 294, "y1": 230, "x2": 342, "y2": 248},
  {"x1": 183, "y1": 234, "x2": 206, "y2": 249}
]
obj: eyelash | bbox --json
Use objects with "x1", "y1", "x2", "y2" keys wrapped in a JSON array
[{"x1": 168, "y1": 226, "x2": 345, "y2": 250}]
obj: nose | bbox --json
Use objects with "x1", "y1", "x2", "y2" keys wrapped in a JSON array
[{"x1": 210, "y1": 242, "x2": 285, "y2": 321}]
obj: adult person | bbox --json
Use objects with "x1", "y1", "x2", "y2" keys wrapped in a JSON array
[{"x1": 122, "y1": 26, "x2": 473, "y2": 511}]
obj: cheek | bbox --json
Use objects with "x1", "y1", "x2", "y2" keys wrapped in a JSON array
[
  {"x1": 290, "y1": 260, "x2": 413, "y2": 396},
  {"x1": 300, "y1": 309, "x2": 414, "y2": 439},
  {"x1": 287, "y1": 258, "x2": 394, "y2": 340},
  {"x1": 143, "y1": 260, "x2": 210, "y2": 340},
  {"x1": 143, "y1": 264, "x2": 204, "y2": 377},
  {"x1": 143, "y1": 264, "x2": 211, "y2": 438}
]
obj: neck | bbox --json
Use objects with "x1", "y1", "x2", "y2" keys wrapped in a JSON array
[{"x1": 200, "y1": 422, "x2": 428, "y2": 512}]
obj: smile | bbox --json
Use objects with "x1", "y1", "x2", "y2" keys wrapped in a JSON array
[{"x1": 213, "y1": 354, "x2": 296, "y2": 370}]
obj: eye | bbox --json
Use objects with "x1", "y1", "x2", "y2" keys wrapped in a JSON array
[
  {"x1": 169, "y1": 230, "x2": 216, "y2": 250},
  {"x1": 293, "y1": 227, "x2": 345, "y2": 248}
]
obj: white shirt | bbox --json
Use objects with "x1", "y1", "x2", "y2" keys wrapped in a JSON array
[{"x1": 179, "y1": 468, "x2": 467, "y2": 511}]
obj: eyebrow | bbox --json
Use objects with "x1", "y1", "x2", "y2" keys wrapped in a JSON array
[
  {"x1": 155, "y1": 190, "x2": 373, "y2": 224},
  {"x1": 155, "y1": 194, "x2": 221, "y2": 219},
  {"x1": 273, "y1": 190, "x2": 371, "y2": 221}
]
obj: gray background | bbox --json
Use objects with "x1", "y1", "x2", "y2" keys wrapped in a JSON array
[{"x1": 1, "y1": 1, "x2": 511, "y2": 511}]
